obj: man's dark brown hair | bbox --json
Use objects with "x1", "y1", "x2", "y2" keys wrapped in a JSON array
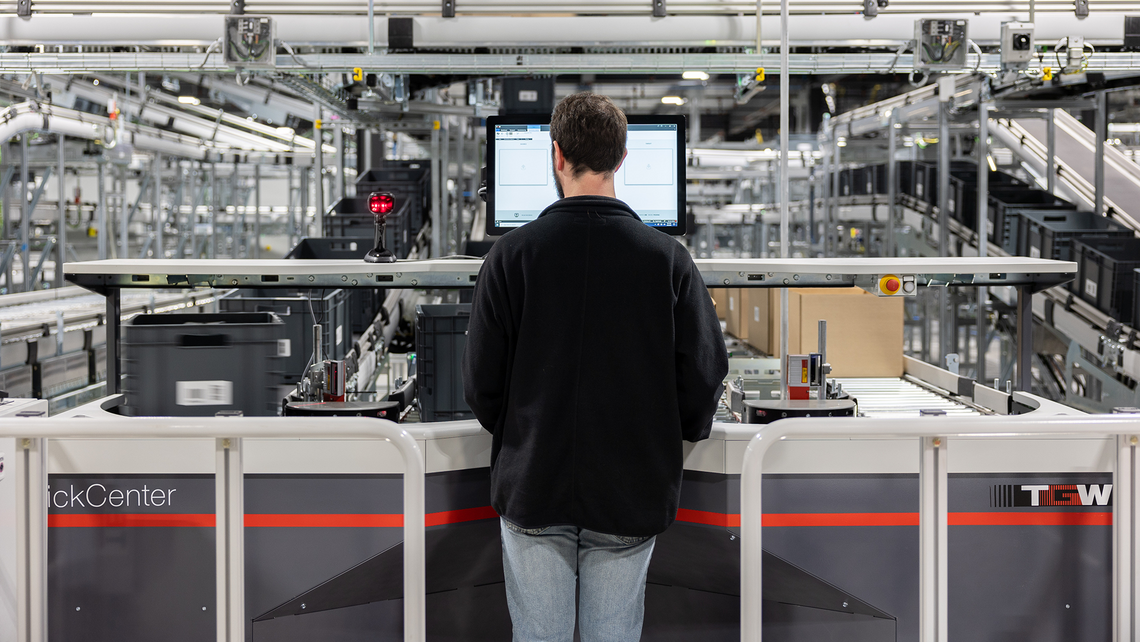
[{"x1": 550, "y1": 93, "x2": 627, "y2": 178}]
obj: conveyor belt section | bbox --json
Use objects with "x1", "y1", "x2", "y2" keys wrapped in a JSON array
[{"x1": 834, "y1": 377, "x2": 979, "y2": 418}]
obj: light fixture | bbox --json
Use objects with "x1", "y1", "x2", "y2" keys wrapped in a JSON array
[
  {"x1": 661, "y1": 96, "x2": 685, "y2": 106},
  {"x1": 177, "y1": 96, "x2": 201, "y2": 105},
  {"x1": 987, "y1": 154, "x2": 997, "y2": 172},
  {"x1": 682, "y1": 71, "x2": 710, "y2": 81},
  {"x1": 836, "y1": 137, "x2": 847, "y2": 147},
  {"x1": 276, "y1": 126, "x2": 295, "y2": 137}
]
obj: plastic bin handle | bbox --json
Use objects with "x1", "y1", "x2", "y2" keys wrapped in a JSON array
[{"x1": 179, "y1": 334, "x2": 231, "y2": 348}]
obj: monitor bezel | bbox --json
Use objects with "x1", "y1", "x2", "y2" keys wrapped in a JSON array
[{"x1": 485, "y1": 113, "x2": 687, "y2": 237}]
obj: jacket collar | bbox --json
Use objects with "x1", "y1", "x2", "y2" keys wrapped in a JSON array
[{"x1": 537, "y1": 195, "x2": 643, "y2": 222}]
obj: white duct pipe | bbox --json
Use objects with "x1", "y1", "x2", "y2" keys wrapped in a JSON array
[{"x1": 0, "y1": 106, "x2": 207, "y2": 159}]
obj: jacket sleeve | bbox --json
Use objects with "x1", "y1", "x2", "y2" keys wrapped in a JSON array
[
  {"x1": 462, "y1": 253, "x2": 512, "y2": 435},
  {"x1": 674, "y1": 258, "x2": 729, "y2": 443}
]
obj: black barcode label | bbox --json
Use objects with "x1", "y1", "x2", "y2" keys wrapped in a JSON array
[{"x1": 176, "y1": 381, "x2": 234, "y2": 406}]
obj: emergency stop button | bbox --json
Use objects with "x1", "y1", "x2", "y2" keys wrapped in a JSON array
[{"x1": 879, "y1": 275, "x2": 901, "y2": 295}]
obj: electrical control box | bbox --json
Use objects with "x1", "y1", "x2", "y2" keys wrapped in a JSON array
[
  {"x1": 914, "y1": 19, "x2": 969, "y2": 70},
  {"x1": 223, "y1": 15, "x2": 276, "y2": 69},
  {"x1": 1000, "y1": 22, "x2": 1035, "y2": 66}
]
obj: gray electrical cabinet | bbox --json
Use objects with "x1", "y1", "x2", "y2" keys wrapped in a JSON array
[{"x1": 914, "y1": 19, "x2": 969, "y2": 70}]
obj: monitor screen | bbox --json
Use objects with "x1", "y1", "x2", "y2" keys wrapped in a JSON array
[{"x1": 485, "y1": 114, "x2": 686, "y2": 236}]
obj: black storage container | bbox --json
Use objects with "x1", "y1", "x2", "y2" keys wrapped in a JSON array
[
  {"x1": 122, "y1": 312, "x2": 287, "y2": 417},
  {"x1": 1072, "y1": 237, "x2": 1140, "y2": 325},
  {"x1": 415, "y1": 303, "x2": 474, "y2": 422},
  {"x1": 914, "y1": 163, "x2": 934, "y2": 202},
  {"x1": 286, "y1": 237, "x2": 387, "y2": 335},
  {"x1": 838, "y1": 167, "x2": 854, "y2": 197},
  {"x1": 897, "y1": 161, "x2": 920, "y2": 198},
  {"x1": 1018, "y1": 210, "x2": 1133, "y2": 261},
  {"x1": 987, "y1": 198, "x2": 1074, "y2": 251},
  {"x1": 218, "y1": 289, "x2": 349, "y2": 384},
  {"x1": 1135, "y1": 268, "x2": 1140, "y2": 329}
]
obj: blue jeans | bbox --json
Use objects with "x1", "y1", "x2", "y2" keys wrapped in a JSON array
[{"x1": 500, "y1": 518, "x2": 656, "y2": 642}]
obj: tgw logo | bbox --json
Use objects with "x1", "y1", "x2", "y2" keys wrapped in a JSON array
[{"x1": 991, "y1": 484, "x2": 1112, "y2": 507}]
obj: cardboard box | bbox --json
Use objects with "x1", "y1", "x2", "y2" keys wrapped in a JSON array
[
  {"x1": 725, "y1": 289, "x2": 750, "y2": 341},
  {"x1": 709, "y1": 288, "x2": 729, "y2": 321},
  {"x1": 745, "y1": 289, "x2": 772, "y2": 354},
  {"x1": 767, "y1": 287, "x2": 904, "y2": 377}
]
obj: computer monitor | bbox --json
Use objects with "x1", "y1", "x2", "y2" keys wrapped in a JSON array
[{"x1": 485, "y1": 114, "x2": 687, "y2": 236}]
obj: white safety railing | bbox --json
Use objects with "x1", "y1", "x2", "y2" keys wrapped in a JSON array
[
  {"x1": 0, "y1": 417, "x2": 425, "y2": 642},
  {"x1": 740, "y1": 414, "x2": 1140, "y2": 642}
]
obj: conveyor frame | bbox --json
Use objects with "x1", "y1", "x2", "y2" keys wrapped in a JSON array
[{"x1": 63, "y1": 256, "x2": 1076, "y2": 396}]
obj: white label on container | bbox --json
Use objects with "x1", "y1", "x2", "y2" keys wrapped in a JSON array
[
  {"x1": 1029, "y1": 246, "x2": 1041, "y2": 258},
  {"x1": 1085, "y1": 279, "x2": 1098, "y2": 298},
  {"x1": 176, "y1": 381, "x2": 233, "y2": 406},
  {"x1": 729, "y1": 298, "x2": 735, "y2": 312},
  {"x1": 277, "y1": 339, "x2": 291, "y2": 357},
  {"x1": 754, "y1": 306, "x2": 760, "y2": 323},
  {"x1": 336, "y1": 326, "x2": 343, "y2": 346},
  {"x1": 518, "y1": 90, "x2": 539, "y2": 102}
]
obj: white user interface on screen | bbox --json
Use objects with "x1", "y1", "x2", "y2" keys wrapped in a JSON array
[{"x1": 493, "y1": 124, "x2": 678, "y2": 228}]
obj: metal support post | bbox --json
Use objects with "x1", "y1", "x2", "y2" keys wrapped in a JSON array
[
  {"x1": 20, "y1": 134, "x2": 29, "y2": 291},
  {"x1": 190, "y1": 164, "x2": 201, "y2": 258},
  {"x1": 97, "y1": 161, "x2": 107, "y2": 260},
  {"x1": 441, "y1": 119, "x2": 451, "y2": 255},
  {"x1": 819, "y1": 146, "x2": 830, "y2": 256},
  {"x1": 234, "y1": 164, "x2": 244, "y2": 258},
  {"x1": 314, "y1": 106, "x2": 324, "y2": 238},
  {"x1": 120, "y1": 165, "x2": 130, "y2": 264},
  {"x1": 209, "y1": 163, "x2": 218, "y2": 259},
  {"x1": 254, "y1": 164, "x2": 261, "y2": 259},
  {"x1": 106, "y1": 289, "x2": 121, "y2": 394},
  {"x1": 1046, "y1": 109, "x2": 1056, "y2": 196},
  {"x1": 431, "y1": 122, "x2": 441, "y2": 258},
  {"x1": 300, "y1": 166, "x2": 310, "y2": 240},
  {"x1": 977, "y1": 101, "x2": 989, "y2": 385},
  {"x1": 779, "y1": 0, "x2": 790, "y2": 402},
  {"x1": 887, "y1": 110, "x2": 898, "y2": 257},
  {"x1": 938, "y1": 98, "x2": 952, "y2": 366},
  {"x1": 56, "y1": 135, "x2": 66, "y2": 288},
  {"x1": 153, "y1": 152, "x2": 163, "y2": 259},
  {"x1": 368, "y1": 0, "x2": 376, "y2": 55},
  {"x1": 829, "y1": 132, "x2": 839, "y2": 257},
  {"x1": 2, "y1": 141, "x2": 10, "y2": 291},
  {"x1": 287, "y1": 165, "x2": 296, "y2": 248},
  {"x1": 334, "y1": 126, "x2": 345, "y2": 203},
  {"x1": 1016, "y1": 285, "x2": 1033, "y2": 392},
  {"x1": 229, "y1": 163, "x2": 238, "y2": 258},
  {"x1": 1094, "y1": 90, "x2": 1106, "y2": 217},
  {"x1": 455, "y1": 119, "x2": 466, "y2": 253},
  {"x1": 689, "y1": 92, "x2": 702, "y2": 145}
]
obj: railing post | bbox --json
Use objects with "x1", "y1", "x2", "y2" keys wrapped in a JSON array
[
  {"x1": 1115, "y1": 434, "x2": 1134, "y2": 642},
  {"x1": 215, "y1": 437, "x2": 245, "y2": 642},
  {"x1": 15, "y1": 437, "x2": 47, "y2": 642}
]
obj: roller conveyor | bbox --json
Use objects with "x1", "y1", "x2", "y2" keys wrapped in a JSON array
[{"x1": 833, "y1": 377, "x2": 981, "y2": 418}]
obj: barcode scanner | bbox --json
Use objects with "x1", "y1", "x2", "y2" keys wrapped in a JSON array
[{"x1": 364, "y1": 192, "x2": 397, "y2": 263}]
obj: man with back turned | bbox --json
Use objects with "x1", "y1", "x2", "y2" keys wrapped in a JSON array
[{"x1": 463, "y1": 92, "x2": 728, "y2": 641}]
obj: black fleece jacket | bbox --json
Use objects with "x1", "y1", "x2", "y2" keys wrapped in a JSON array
[{"x1": 462, "y1": 195, "x2": 728, "y2": 537}]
